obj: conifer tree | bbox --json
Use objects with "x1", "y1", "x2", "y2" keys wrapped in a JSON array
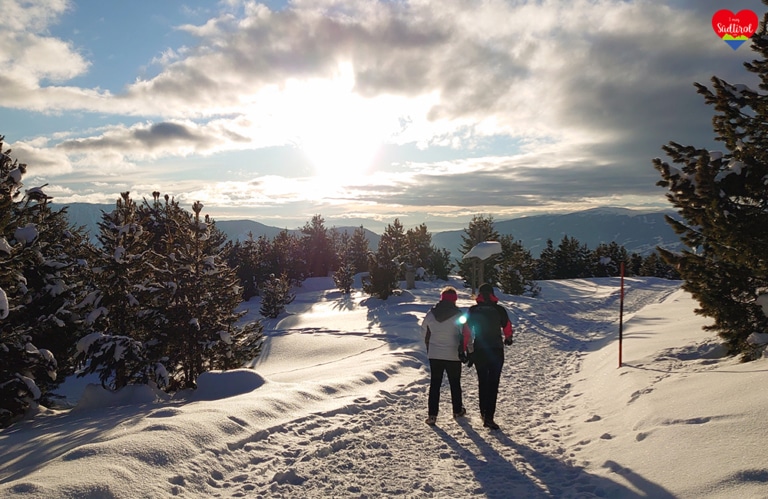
[
  {"x1": 593, "y1": 242, "x2": 630, "y2": 278},
  {"x1": 554, "y1": 236, "x2": 592, "y2": 279},
  {"x1": 301, "y1": 214, "x2": 334, "y2": 277},
  {"x1": 150, "y1": 200, "x2": 262, "y2": 390},
  {"x1": 260, "y1": 273, "x2": 295, "y2": 318},
  {"x1": 497, "y1": 234, "x2": 540, "y2": 296},
  {"x1": 363, "y1": 219, "x2": 405, "y2": 299},
  {"x1": 405, "y1": 223, "x2": 432, "y2": 270},
  {"x1": 0, "y1": 140, "x2": 69, "y2": 426},
  {"x1": 272, "y1": 229, "x2": 304, "y2": 284},
  {"x1": 75, "y1": 192, "x2": 156, "y2": 389},
  {"x1": 457, "y1": 215, "x2": 500, "y2": 288},
  {"x1": 426, "y1": 246, "x2": 452, "y2": 281},
  {"x1": 653, "y1": 6, "x2": 768, "y2": 358},
  {"x1": 348, "y1": 226, "x2": 371, "y2": 274},
  {"x1": 225, "y1": 234, "x2": 261, "y2": 300},
  {"x1": 536, "y1": 239, "x2": 557, "y2": 280},
  {"x1": 379, "y1": 218, "x2": 408, "y2": 278}
]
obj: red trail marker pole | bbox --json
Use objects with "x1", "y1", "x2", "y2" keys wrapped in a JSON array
[{"x1": 619, "y1": 262, "x2": 625, "y2": 368}]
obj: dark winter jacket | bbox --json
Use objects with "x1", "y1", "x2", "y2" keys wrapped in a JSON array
[{"x1": 462, "y1": 293, "x2": 513, "y2": 364}]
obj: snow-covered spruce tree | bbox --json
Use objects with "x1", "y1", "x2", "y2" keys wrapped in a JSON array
[
  {"x1": 75, "y1": 192, "x2": 155, "y2": 390},
  {"x1": 260, "y1": 273, "x2": 295, "y2": 318},
  {"x1": 145, "y1": 199, "x2": 262, "y2": 390},
  {"x1": 0, "y1": 140, "x2": 60, "y2": 426},
  {"x1": 497, "y1": 234, "x2": 540, "y2": 296},
  {"x1": 653, "y1": 8, "x2": 768, "y2": 359}
]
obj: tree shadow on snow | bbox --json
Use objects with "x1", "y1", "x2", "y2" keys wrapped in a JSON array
[{"x1": 433, "y1": 421, "x2": 675, "y2": 499}]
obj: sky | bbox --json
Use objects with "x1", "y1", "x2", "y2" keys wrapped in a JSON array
[
  {"x1": 3, "y1": 275, "x2": 766, "y2": 497},
  {"x1": 1, "y1": 0, "x2": 764, "y2": 232}
]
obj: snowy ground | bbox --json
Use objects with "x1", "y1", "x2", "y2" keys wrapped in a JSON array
[{"x1": 1, "y1": 276, "x2": 767, "y2": 498}]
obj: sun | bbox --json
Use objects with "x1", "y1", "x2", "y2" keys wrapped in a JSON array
[
  {"x1": 299, "y1": 106, "x2": 384, "y2": 178},
  {"x1": 286, "y1": 64, "x2": 390, "y2": 178}
]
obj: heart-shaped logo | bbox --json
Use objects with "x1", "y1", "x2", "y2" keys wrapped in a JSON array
[{"x1": 712, "y1": 10, "x2": 758, "y2": 50}]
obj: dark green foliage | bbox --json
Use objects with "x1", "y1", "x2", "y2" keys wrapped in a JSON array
[
  {"x1": 260, "y1": 273, "x2": 295, "y2": 318},
  {"x1": 457, "y1": 215, "x2": 501, "y2": 289},
  {"x1": 362, "y1": 251, "x2": 400, "y2": 300},
  {"x1": 76, "y1": 194, "x2": 264, "y2": 392},
  {"x1": 301, "y1": 214, "x2": 335, "y2": 278},
  {"x1": 653, "y1": 7, "x2": 768, "y2": 359},
  {"x1": 0, "y1": 138, "x2": 84, "y2": 426},
  {"x1": 333, "y1": 263, "x2": 355, "y2": 294},
  {"x1": 426, "y1": 246, "x2": 452, "y2": 281},
  {"x1": 497, "y1": 235, "x2": 540, "y2": 296},
  {"x1": 554, "y1": 236, "x2": 592, "y2": 279},
  {"x1": 225, "y1": 234, "x2": 261, "y2": 300},
  {"x1": 593, "y1": 242, "x2": 629, "y2": 278},
  {"x1": 348, "y1": 226, "x2": 371, "y2": 274},
  {"x1": 536, "y1": 239, "x2": 557, "y2": 280}
]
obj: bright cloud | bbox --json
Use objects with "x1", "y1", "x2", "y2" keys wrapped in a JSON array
[{"x1": 0, "y1": 0, "x2": 755, "y2": 229}]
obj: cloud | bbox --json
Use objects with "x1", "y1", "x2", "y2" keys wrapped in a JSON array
[{"x1": 1, "y1": 0, "x2": 761, "y2": 228}]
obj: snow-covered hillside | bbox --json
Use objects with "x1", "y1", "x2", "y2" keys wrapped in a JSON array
[{"x1": 1, "y1": 276, "x2": 765, "y2": 498}]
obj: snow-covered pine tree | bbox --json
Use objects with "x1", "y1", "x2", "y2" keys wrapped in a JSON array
[
  {"x1": 653, "y1": 6, "x2": 768, "y2": 359},
  {"x1": 0, "y1": 139, "x2": 59, "y2": 426},
  {"x1": 405, "y1": 223, "x2": 432, "y2": 272},
  {"x1": 271, "y1": 229, "x2": 305, "y2": 284},
  {"x1": 497, "y1": 234, "x2": 540, "y2": 296},
  {"x1": 260, "y1": 273, "x2": 295, "y2": 318},
  {"x1": 148, "y1": 199, "x2": 262, "y2": 390},
  {"x1": 75, "y1": 192, "x2": 156, "y2": 389}
]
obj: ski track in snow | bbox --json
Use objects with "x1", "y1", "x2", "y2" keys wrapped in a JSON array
[{"x1": 163, "y1": 279, "x2": 680, "y2": 498}]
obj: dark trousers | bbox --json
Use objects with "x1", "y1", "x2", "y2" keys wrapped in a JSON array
[
  {"x1": 474, "y1": 354, "x2": 504, "y2": 421},
  {"x1": 428, "y1": 359, "x2": 463, "y2": 416}
]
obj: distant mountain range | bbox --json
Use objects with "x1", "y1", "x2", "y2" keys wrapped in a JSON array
[{"x1": 52, "y1": 204, "x2": 683, "y2": 259}]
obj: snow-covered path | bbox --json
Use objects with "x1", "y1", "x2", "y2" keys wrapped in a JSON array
[
  {"x1": 0, "y1": 277, "x2": 686, "y2": 498},
  {"x1": 171, "y1": 278, "x2": 681, "y2": 498}
]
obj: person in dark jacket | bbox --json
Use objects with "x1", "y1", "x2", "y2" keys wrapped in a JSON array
[
  {"x1": 462, "y1": 283, "x2": 514, "y2": 430},
  {"x1": 421, "y1": 286, "x2": 470, "y2": 425}
]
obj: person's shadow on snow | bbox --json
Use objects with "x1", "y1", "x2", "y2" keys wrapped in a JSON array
[{"x1": 433, "y1": 421, "x2": 675, "y2": 499}]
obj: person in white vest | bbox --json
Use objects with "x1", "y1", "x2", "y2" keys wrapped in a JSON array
[{"x1": 421, "y1": 286, "x2": 470, "y2": 426}]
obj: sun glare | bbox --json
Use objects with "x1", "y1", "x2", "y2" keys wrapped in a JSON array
[{"x1": 286, "y1": 64, "x2": 390, "y2": 179}]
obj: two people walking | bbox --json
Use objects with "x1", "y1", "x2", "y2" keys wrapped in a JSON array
[{"x1": 421, "y1": 283, "x2": 514, "y2": 430}]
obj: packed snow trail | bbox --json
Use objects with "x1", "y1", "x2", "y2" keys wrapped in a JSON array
[
  {"x1": 0, "y1": 278, "x2": 680, "y2": 498},
  {"x1": 166, "y1": 278, "x2": 680, "y2": 498}
]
